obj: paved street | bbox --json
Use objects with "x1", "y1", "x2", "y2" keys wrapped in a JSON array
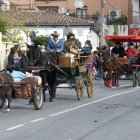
[{"x1": 0, "y1": 80, "x2": 140, "y2": 140}]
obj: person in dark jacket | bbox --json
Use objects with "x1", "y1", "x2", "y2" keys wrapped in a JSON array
[
  {"x1": 111, "y1": 42, "x2": 125, "y2": 57},
  {"x1": 7, "y1": 49, "x2": 27, "y2": 74},
  {"x1": 64, "y1": 32, "x2": 81, "y2": 53},
  {"x1": 81, "y1": 40, "x2": 92, "y2": 56}
]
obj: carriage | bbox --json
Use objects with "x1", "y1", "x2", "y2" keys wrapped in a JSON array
[
  {"x1": 105, "y1": 35, "x2": 140, "y2": 87},
  {"x1": 57, "y1": 50, "x2": 95, "y2": 100},
  {"x1": 0, "y1": 69, "x2": 43, "y2": 111}
]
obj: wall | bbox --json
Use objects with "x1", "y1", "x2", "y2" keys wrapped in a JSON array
[
  {"x1": 26, "y1": 26, "x2": 99, "y2": 51},
  {"x1": 108, "y1": 25, "x2": 128, "y2": 35},
  {"x1": 33, "y1": 0, "x2": 131, "y2": 23}
]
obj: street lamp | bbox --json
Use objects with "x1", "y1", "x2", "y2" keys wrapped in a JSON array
[{"x1": 100, "y1": 0, "x2": 105, "y2": 47}]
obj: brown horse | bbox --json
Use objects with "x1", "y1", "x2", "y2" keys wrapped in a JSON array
[
  {"x1": 0, "y1": 71, "x2": 13, "y2": 111},
  {"x1": 99, "y1": 49, "x2": 128, "y2": 87}
]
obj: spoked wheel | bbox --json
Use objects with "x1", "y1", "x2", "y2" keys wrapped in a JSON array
[
  {"x1": 132, "y1": 72, "x2": 137, "y2": 87},
  {"x1": 0, "y1": 97, "x2": 5, "y2": 108},
  {"x1": 33, "y1": 85, "x2": 43, "y2": 110},
  {"x1": 76, "y1": 76, "x2": 84, "y2": 100},
  {"x1": 86, "y1": 71, "x2": 94, "y2": 98}
]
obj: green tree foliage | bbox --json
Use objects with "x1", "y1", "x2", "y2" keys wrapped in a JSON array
[
  {"x1": 32, "y1": 35, "x2": 50, "y2": 46},
  {"x1": 0, "y1": 14, "x2": 12, "y2": 35},
  {"x1": 3, "y1": 29, "x2": 24, "y2": 43},
  {"x1": 112, "y1": 17, "x2": 127, "y2": 25}
]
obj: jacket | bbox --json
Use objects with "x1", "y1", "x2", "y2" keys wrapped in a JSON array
[
  {"x1": 126, "y1": 48, "x2": 138, "y2": 57},
  {"x1": 46, "y1": 38, "x2": 64, "y2": 52},
  {"x1": 6, "y1": 55, "x2": 27, "y2": 73},
  {"x1": 64, "y1": 39, "x2": 81, "y2": 52},
  {"x1": 81, "y1": 44, "x2": 92, "y2": 55},
  {"x1": 111, "y1": 47, "x2": 125, "y2": 57}
]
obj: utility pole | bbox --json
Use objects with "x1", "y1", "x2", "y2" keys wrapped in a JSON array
[{"x1": 100, "y1": 0, "x2": 105, "y2": 47}]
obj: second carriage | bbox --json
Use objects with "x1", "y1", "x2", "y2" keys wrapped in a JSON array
[
  {"x1": 57, "y1": 51, "x2": 95, "y2": 100},
  {"x1": 105, "y1": 35, "x2": 140, "y2": 87}
]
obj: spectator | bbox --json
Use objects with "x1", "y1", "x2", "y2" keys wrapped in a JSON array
[{"x1": 30, "y1": 30, "x2": 37, "y2": 42}]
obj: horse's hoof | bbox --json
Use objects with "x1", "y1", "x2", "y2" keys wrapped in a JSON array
[
  {"x1": 49, "y1": 98, "x2": 54, "y2": 102},
  {"x1": 6, "y1": 108, "x2": 10, "y2": 112},
  {"x1": 43, "y1": 100, "x2": 47, "y2": 103},
  {"x1": 29, "y1": 99, "x2": 33, "y2": 105}
]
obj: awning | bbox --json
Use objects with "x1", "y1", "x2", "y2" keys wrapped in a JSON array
[{"x1": 105, "y1": 35, "x2": 140, "y2": 42}]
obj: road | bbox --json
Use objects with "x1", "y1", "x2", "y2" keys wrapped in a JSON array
[{"x1": 0, "y1": 80, "x2": 140, "y2": 140}]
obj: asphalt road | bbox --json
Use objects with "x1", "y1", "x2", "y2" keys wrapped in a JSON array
[{"x1": 0, "y1": 80, "x2": 140, "y2": 140}]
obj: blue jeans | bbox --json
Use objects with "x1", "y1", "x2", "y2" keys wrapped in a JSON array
[
  {"x1": 97, "y1": 65, "x2": 103, "y2": 79},
  {"x1": 128, "y1": 57, "x2": 137, "y2": 64}
]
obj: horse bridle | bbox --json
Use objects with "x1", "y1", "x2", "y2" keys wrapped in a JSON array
[{"x1": 99, "y1": 50, "x2": 112, "y2": 63}]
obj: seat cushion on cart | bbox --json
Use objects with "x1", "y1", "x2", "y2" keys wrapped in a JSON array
[
  {"x1": 10, "y1": 70, "x2": 27, "y2": 83},
  {"x1": 118, "y1": 57, "x2": 128, "y2": 64}
]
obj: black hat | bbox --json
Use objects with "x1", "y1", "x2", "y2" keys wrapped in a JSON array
[
  {"x1": 116, "y1": 42, "x2": 121, "y2": 46},
  {"x1": 67, "y1": 32, "x2": 75, "y2": 36},
  {"x1": 128, "y1": 42, "x2": 134, "y2": 46}
]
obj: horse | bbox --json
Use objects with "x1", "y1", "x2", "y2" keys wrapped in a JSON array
[
  {"x1": 27, "y1": 44, "x2": 59, "y2": 102},
  {"x1": 0, "y1": 70, "x2": 14, "y2": 111},
  {"x1": 99, "y1": 48, "x2": 129, "y2": 87}
]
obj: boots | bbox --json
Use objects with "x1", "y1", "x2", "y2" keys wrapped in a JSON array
[
  {"x1": 108, "y1": 80, "x2": 112, "y2": 87},
  {"x1": 116, "y1": 79, "x2": 119, "y2": 87}
]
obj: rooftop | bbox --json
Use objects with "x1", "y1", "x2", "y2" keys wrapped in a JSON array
[{"x1": 1, "y1": 10, "x2": 92, "y2": 26}]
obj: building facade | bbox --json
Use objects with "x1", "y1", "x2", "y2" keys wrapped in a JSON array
[
  {"x1": 9, "y1": 0, "x2": 133, "y2": 24},
  {"x1": 132, "y1": 0, "x2": 140, "y2": 24}
]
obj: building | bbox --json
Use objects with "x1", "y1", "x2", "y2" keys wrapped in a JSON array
[
  {"x1": 9, "y1": 0, "x2": 133, "y2": 24},
  {"x1": 1, "y1": 10, "x2": 100, "y2": 50},
  {"x1": 132, "y1": 0, "x2": 140, "y2": 24}
]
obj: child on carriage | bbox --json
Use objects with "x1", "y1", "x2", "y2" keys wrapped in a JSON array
[
  {"x1": 126, "y1": 42, "x2": 138, "y2": 64},
  {"x1": 81, "y1": 40, "x2": 92, "y2": 56}
]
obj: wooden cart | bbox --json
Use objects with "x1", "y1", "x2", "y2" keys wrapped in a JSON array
[{"x1": 58, "y1": 54, "x2": 95, "y2": 100}]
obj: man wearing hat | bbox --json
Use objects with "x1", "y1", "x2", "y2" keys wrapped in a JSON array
[
  {"x1": 64, "y1": 32, "x2": 81, "y2": 53},
  {"x1": 46, "y1": 31, "x2": 64, "y2": 52}
]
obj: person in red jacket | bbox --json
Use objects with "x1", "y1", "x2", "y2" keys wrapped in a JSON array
[{"x1": 126, "y1": 42, "x2": 138, "y2": 64}]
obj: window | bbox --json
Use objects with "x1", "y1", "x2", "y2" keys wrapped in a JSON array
[{"x1": 37, "y1": 6, "x2": 59, "y2": 13}]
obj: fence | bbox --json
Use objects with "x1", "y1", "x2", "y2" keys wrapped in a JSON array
[{"x1": 0, "y1": 34, "x2": 27, "y2": 70}]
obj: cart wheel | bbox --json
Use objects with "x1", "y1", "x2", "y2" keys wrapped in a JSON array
[
  {"x1": 33, "y1": 85, "x2": 43, "y2": 110},
  {"x1": 0, "y1": 97, "x2": 5, "y2": 108},
  {"x1": 76, "y1": 76, "x2": 84, "y2": 100},
  {"x1": 86, "y1": 71, "x2": 94, "y2": 98},
  {"x1": 132, "y1": 72, "x2": 137, "y2": 87}
]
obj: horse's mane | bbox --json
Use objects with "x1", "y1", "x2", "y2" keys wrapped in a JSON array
[{"x1": 27, "y1": 44, "x2": 58, "y2": 68}]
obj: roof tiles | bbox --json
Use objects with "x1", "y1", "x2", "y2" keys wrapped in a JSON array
[{"x1": 1, "y1": 10, "x2": 92, "y2": 26}]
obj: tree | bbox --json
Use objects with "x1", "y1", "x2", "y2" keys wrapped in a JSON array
[{"x1": 0, "y1": 13, "x2": 12, "y2": 35}]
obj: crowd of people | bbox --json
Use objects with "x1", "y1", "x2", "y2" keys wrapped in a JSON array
[{"x1": 6, "y1": 30, "x2": 140, "y2": 90}]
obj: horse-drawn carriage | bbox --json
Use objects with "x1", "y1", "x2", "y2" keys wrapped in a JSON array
[
  {"x1": 0, "y1": 69, "x2": 43, "y2": 111},
  {"x1": 58, "y1": 52, "x2": 95, "y2": 100},
  {"x1": 104, "y1": 35, "x2": 140, "y2": 87}
]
